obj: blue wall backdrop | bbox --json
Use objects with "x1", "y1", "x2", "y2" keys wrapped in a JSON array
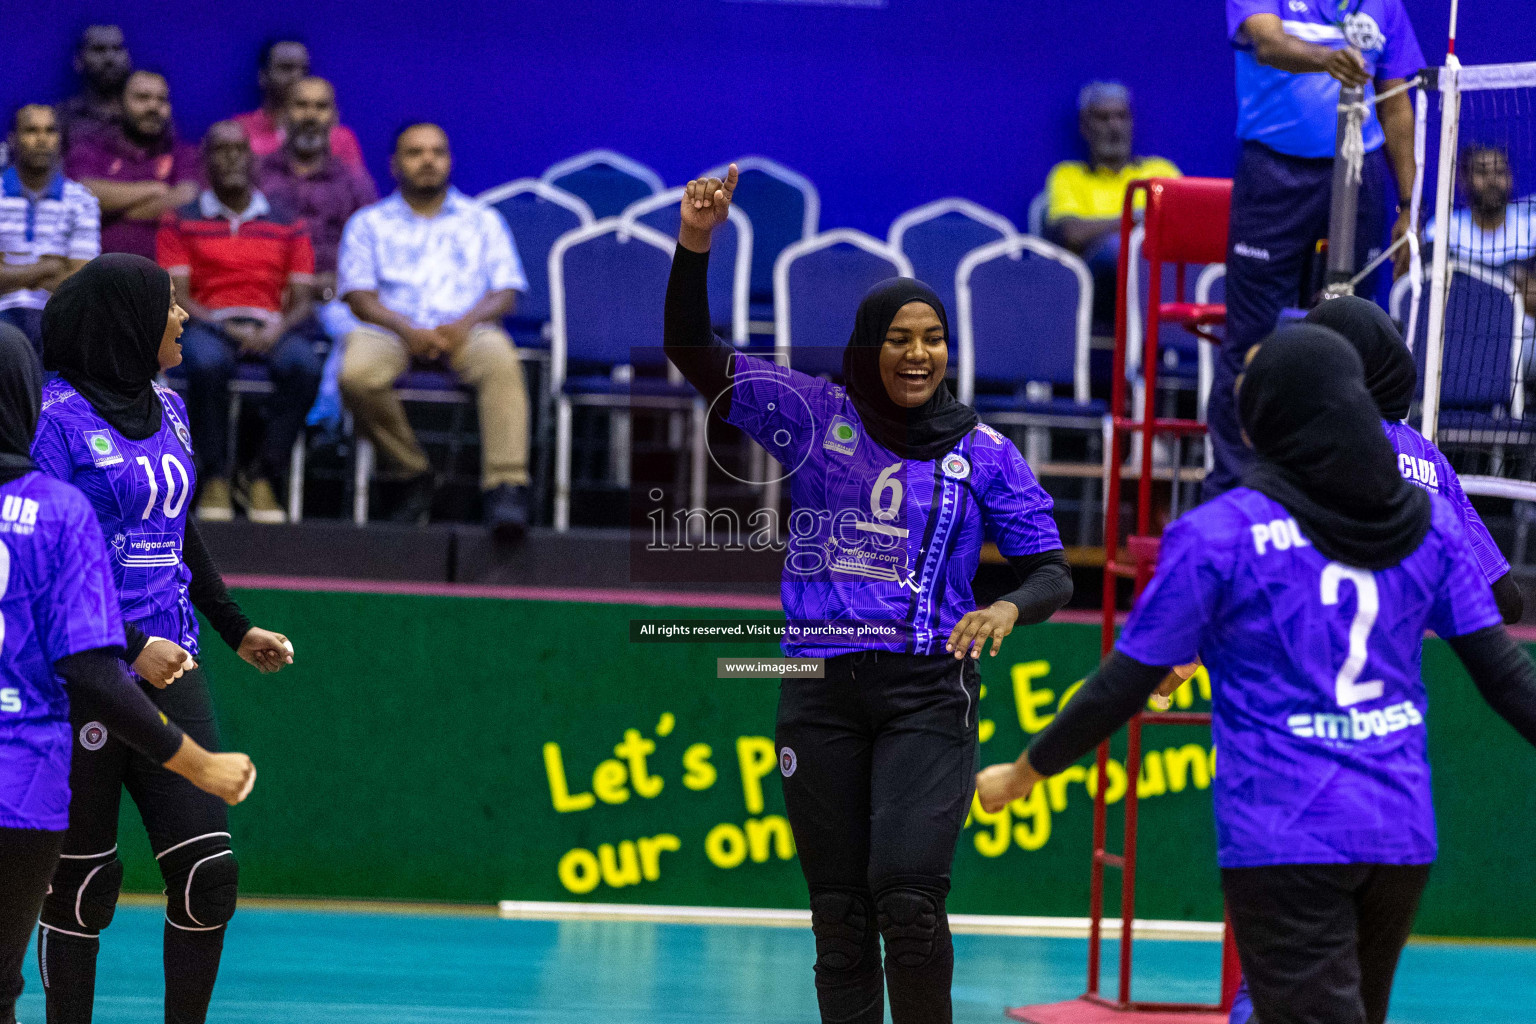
[{"x1": 7, "y1": 1, "x2": 1534, "y2": 235}]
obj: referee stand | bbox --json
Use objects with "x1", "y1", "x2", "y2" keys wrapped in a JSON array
[{"x1": 1009, "y1": 177, "x2": 1239, "y2": 1024}]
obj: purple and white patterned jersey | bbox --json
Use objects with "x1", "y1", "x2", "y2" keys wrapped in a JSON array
[
  {"x1": 0, "y1": 471, "x2": 125, "y2": 830},
  {"x1": 1385, "y1": 420, "x2": 1510, "y2": 585},
  {"x1": 32, "y1": 379, "x2": 199, "y2": 655},
  {"x1": 727, "y1": 354, "x2": 1062, "y2": 657},
  {"x1": 1116, "y1": 487, "x2": 1500, "y2": 868}
]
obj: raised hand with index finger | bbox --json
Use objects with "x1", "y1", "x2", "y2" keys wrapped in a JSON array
[{"x1": 678, "y1": 163, "x2": 738, "y2": 252}]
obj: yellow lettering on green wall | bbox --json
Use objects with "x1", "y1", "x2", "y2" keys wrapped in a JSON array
[
  {"x1": 736, "y1": 736, "x2": 776, "y2": 814},
  {"x1": 706, "y1": 822, "x2": 748, "y2": 868},
  {"x1": 1164, "y1": 745, "x2": 1212, "y2": 792},
  {"x1": 592, "y1": 759, "x2": 630, "y2": 804},
  {"x1": 1011, "y1": 661, "x2": 1055, "y2": 732},
  {"x1": 599, "y1": 841, "x2": 642, "y2": 887},
  {"x1": 1137, "y1": 750, "x2": 1166, "y2": 797},
  {"x1": 638, "y1": 834, "x2": 681, "y2": 881},
  {"x1": 1011, "y1": 785, "x2": 1052, "y2": 850},
  {"x1": 1046, "y1": 765, "x2": 1086, "y2": 812},
  {"x1": 558, "y1": 847, "x2": 600, "y2": 893},
  {"x1": 543, "y1": 742, "x2": 595, "y2": 813},
  {"x1": 614, "y1": 729, "x2": 663, "y2": 798},
  {"x1": 682, "y1": 743, "x2": 717, "y2": 790},
  {"x1": 971, "y1": 794, "x2": 1012, "y2": 857},
  {"x1": 745, "y1": 816, "x2": 796, "y2": 862}
]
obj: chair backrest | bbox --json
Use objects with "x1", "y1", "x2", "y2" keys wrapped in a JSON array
[
  {"x1": 888, "y1": 198, "x2": 1016, "y2": 321},
  {"x1": 774, "y1": 230, "x2": 912, "y2": 378},
  {"x1": 542, "y1": 149, "x2": 665, "y2": 219},
  {"x1": 703, "y1": 157, "x2": 819, "y2": 304},
  {"x1": 1027, "y1": 189, "x2": 1049, "y2": 237},
  {"x1": 955, "y1": 236, "x2": 1092, "y2": 405},
  {"x1": 477, "y1": 179, "x2": 594, "y2": 335},
  {"x1": 1194, "y1": 263, "x2": 1226, "y2": 421},
  {"x1": 620, "y1": 187, "x2": 753, "y2": 345},
  {"x1": 549, "y1": 219, "x2": 676, "y2": 385},
  {"x1": 1412, "y1": 261, "x2": 1525, "y2": 413},
  {"x1": 1141, "y1": 177, "x2": 1231, "y2": 265}
]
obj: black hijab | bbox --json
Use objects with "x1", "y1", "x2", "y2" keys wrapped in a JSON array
[
  {"x1": 1304, "y1": 295, "x2": 1416, "y2": 421},
  {"x1": 0, "y1": 322, "x2": 42, "y2": 485},
  {"x1": 841, "y1": 277, "x2": 978, "y2": 461},
  {"x1": 1239, "y1": 324, "x2": 1430, "y2": 570},
  {"x1": 42, "y1": 253, "x2": 171, "y2": 441}
]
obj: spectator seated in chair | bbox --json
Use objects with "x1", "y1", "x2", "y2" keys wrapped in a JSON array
[
  {"x1": 233, "y1": 39, "x2": 366, "y2": 172},
  {"x1": 66, "y1": 70, "x2": 199, "y2": 261},
  {"x1": 337, "y1": 122, "x2": 532, "y2": 541},
  {"x1": 1043, "y1": 81, "x2": 1181, "y2": 329},
  {"x1": 0, "y1": 105, "x2": 100, "y2": 353},
  {"x1": 157, "y1": 121, "x2": 320, "y2": 524},
  {"x1": 255, "y1": 76, "x2": 378, "y2": 433}
]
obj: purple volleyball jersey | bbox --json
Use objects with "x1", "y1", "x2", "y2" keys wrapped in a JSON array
[
  {"x1": 32, "y1": 379, "x2": 200, "y2": 656},
  {"x1": 0, "y1": 472, "x2": 125, "y2": 829},
  {"x1": 1385, "y1": 420, "x2": 1510, "y2": 585},
  {"x1": 1116, "y1": 487, "x2": 1500, "y2": 868},
  {"x1": 726, "y1": 354, "x2": 1061, "y2": 657}
]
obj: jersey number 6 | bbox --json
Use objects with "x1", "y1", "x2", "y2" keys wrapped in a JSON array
[
  {"x1": 136, "y1": 455, "x2": 190, "y2": 521},
  {"x1": 1320, "y1": 562, "x2": 1385, "y2": 708}
]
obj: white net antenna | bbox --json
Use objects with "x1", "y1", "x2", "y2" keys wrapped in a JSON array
[{"x1": 1416, "y1": 60, "x2": 1536, "y2": 505}]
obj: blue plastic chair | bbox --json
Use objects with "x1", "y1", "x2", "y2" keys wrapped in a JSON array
[
  {"x1": 477, "y1": 179, "x2": 594, "y2": 347},
  {"x1": 956, "y1": 234, "x2": 1104, "y2": 540},
  {"x1": 621, "y1": 187, "x2": 753, "y2": 346},
  {"x1": 1412, "y1": 261, "x2": 1528, "y2": 428},
  {"x1": 773, "y1": 229, "x2": 912, "y2": 379},
  {"x1": 542, "y1": 150, "x2": 665, "y2": 220},
  {"x1": 702, "y1": 157, "x2": 819, "y2": 321},
  {"x1": 888, "y1": 198, "x2": 1016, "y2": 323},
  {"x1": 548, "y1": 219, "x2": 705, "y2": 529}
]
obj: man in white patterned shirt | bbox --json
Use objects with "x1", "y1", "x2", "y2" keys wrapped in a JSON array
[
  {"x1": 0, "y1": 105, "x2": 100, "y2": 351},
  {"x1": 338, "y1": 122, "x2": 531, "y2": 538}
]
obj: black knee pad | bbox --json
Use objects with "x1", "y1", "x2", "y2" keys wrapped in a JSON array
[
  {"x1": 809, "y1": 889, "x2": 878, "y2": 973},
  {"x1": 41, "y1": 849, "x2": 123, "y2": 936},
  {"x1": 160, "y1": 835, "x2": 239, "y2": 930},
  {"x1": 875, "y1": 887, "x2": 944, "y2": 969}
]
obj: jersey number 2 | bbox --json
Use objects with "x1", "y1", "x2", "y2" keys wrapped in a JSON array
[
  {"x1": 1320, "y1": 562, "x2": 1385, "y2": 707},
  {"x1": 136, "y1": 455, "x2": 190, "y2": 520}
]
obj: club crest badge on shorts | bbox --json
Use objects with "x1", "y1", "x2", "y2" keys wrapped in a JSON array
[
  {"x1": 779, "y1": 747, "x2": 797, "y2": 777},
  {"x1": 941, "y1": 453, "x2": 970, "y2": 480},
  {"x1": 79, "y1": 721, "x2": 108, "y2": 751}
]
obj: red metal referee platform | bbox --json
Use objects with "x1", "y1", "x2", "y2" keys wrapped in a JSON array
[{"x1": 1008, "y1": 178, "x2": 1240, "y2": 1024}]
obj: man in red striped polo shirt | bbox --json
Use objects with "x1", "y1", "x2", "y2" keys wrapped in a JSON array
[{"x1": 157, "y1": 121, "x2": 320, "y2": 523}]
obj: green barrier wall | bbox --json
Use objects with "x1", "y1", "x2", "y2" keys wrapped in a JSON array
[{"x1": 113, "y1": 589, "x2": 1536, "y2": 938}]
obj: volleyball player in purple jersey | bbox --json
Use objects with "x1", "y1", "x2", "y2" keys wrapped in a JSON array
[
  {"x1": 979, "y1": 325, "x2": 1536, "y2": 1024},
  {"x1": 666, "y1": 167, "x2": 1073, "y2": 1023},
  {"x1": 29, "y1": 255, "x2": 292, "y2": 1024},
  {"x1": 0, "y1": 326, "x2": 254, "y2": 1024},
  {"x1": 1306, "y1": 295, "x2": 1523, "y2": 622}
]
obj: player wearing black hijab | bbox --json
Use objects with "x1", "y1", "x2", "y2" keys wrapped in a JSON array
[
  {"x1": 1305, "y1": 296, "x2": 1523, "y2": 622},
  {"x1": 666, "y1": 168, "x2": 1073, "y2": 1023},
  {"x1": 980, "y1": 325, "x2": 1536, "y2": 1024},
  {"x1": 30, "y1": 254, "x2": 292, "y2": 1024},
  {"x1": 0, "y1": 322, "x2": 255, "y2": 1023}
]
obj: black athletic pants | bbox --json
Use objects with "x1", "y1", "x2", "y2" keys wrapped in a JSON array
[
  {"x1": 39, "y1": 667, "x2": 237, "y2": 1024},
  {"x1": 1222, "y1": 863, "x2": 1431, "y2": 1024},
  {"x1": 0, "y1": 827, "x2": 64, "y2": 1023},
  {"x1": 777, "y1": 650, "x2": 980, "y2": 1024}
]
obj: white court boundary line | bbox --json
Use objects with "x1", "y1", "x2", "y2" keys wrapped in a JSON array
[{"x1": 496, "y1": 900, "x2": 1224, "y2": 941}]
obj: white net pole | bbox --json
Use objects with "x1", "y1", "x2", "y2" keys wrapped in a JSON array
[
  {"x1": 1403, "y1": 89, "x2": 1428, "y2": 348},
  {"x1": 1420, "y1": 56, "x2": 1461, "y2": 443}
]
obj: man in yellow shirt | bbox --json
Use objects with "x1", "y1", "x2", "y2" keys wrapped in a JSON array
[{"x1": 1044, "y1": 82, "x2": 1180, "y2": 325}]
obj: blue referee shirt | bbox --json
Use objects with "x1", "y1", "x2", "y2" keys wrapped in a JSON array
[{"x1": 1228, "y1": 0, "x2": 1425, "y2": 158}]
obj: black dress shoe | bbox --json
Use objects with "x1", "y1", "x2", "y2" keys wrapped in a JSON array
[
  {"x1": 389, "y1": 471, "x2": 438, "y2": 525},
  {"x1": 484, "y1": 483, "x2": 530, "y2": 542}
]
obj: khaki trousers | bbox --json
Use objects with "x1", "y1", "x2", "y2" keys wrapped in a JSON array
[{"x1": 338, "y1": 324, "x2": 530, "y2": 488}]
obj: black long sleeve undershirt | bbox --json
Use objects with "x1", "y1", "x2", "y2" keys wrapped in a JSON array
[
  {"x1": 1027, "y1": 624, "x2": 1536, "y2": 778},
  {"x1": 1001, "y1": 550, "x2": 1074, "y2": 625},
  {"x1": 664, "y1": 243, "x2": 735, "y2": 414},
  {"x1": 123, "y1": 520, "x2": 253, "y2": 662},
  {"x1": 1447, "y1": 625, "x2": 1536, "y2": 746},
  {"x1": 1492, "y1": 572, "x2": 1525, "y2": 626},
  {"x1": 56, "y1": 648, "x2": 185, "y2": 763}
]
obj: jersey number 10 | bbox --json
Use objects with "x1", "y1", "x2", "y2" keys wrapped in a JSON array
[
  {"x1": 136, "y1": 455, "x2": 190, "y2": 521},
  {"x1": 1321, "y1": 562, "x2": 1385, "y2": 708}
]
